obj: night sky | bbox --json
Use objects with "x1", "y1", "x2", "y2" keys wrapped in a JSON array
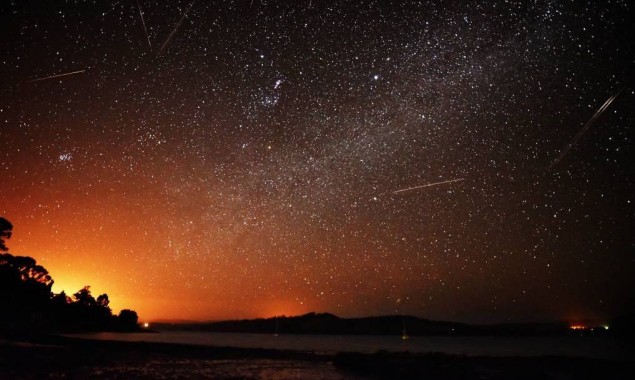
[{"x1": 1, "y1": 0, "x2": 634, "y2": 323}]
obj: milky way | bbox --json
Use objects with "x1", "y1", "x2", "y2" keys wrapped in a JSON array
[{"x1": 1, "y1": 0, "x2": 633, "y2": 323}]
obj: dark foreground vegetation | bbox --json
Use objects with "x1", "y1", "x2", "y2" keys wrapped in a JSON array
[
  {"x1": 0, "y1": 217, "x2": 139, "y2": 334},
  {"x1": 0, "y1": 334, "x2": 633, "y2": 380}
]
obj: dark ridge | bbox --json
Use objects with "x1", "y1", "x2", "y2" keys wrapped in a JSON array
[{"x1": 152, "y1": 312, "x2": 590, "y2": 336}]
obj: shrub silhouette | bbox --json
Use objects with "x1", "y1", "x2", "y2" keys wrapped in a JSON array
[{"x1": 117, "y1": 309, "x2": 140, "y2": 330}]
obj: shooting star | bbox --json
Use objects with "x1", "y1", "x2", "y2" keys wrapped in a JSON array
[
  {"x1": 27, "y1": 69, "x2": 86, "y2": 83},
  {"x1": 157, "y1": 0, "x2": 197, "y2": 55},
  {"x1": 549, "y1": 89, "x2": 623, "y2": 169},
  {"x1": 393, "y1": 178, "x2": 465, "y2": 194},
  {"x1": 137, "y1": 0, "x2": 152, "y2": 51}
]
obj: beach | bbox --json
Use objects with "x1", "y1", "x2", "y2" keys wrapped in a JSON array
[
  {"x1": 1, "y1": 334, "x2": 633, "y2": 379},
  {"x1": 1, "y1": 335, "x2": 345, "y2": 380}
]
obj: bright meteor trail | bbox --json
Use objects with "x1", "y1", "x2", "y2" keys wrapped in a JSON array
[
  {"x1": 157, "y1": 0, "x2": 197, "y2": 55},
  {"x1": 549, "y1": 89, "x2": 623, "y2": 169},
  {"x1": 27, "y1": 69, "x2": 86, "y2": 82},
  {"x1": 393, "y1": 178, "x2": 465, "y2": 194},
  {"x1": 137, "y1": 0, "x2": 152, "y2": 51}
]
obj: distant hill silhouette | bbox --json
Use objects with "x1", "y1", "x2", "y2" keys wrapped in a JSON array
[
  {"x1": 153, "y1": 312, "x2": 579, "y2": 336},
  {"x1": 0, "y1": 217, "x2": 139, "y2": 334}
]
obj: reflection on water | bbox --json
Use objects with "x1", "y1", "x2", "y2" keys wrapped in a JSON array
[{"x1": 68, "y1": 331, "x2": 629, "y2": 360}]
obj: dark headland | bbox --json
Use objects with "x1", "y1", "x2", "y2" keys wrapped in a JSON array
[{"x1": 152, "y1": 312, "x2": 611, "y2": 337}]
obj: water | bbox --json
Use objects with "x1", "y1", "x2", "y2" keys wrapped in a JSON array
[{"x1": 68, "y1": 331, "x2": 630, "y2": 361}]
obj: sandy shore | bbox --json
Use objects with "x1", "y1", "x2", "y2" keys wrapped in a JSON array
[
  {"x1": 1, "y1": 335, "x2": 351, "y2": 380},
  {"x1": 1, "y1": 334, "x2": 633, "y2": 379}
]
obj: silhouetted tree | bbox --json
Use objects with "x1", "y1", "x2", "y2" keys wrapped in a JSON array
[
  {"x1": 0, "y1": 218, "x2": 53, "y2": 289},
  {"x1": 0, "y1": 217, "x2": 13, "y2": 252},
  {"x1": 51, "y1": 291, "x2": 71, "y2": 306},
  {"x1": 64, "y1": 286, "x2": 114, "y2": 331},
  {"x1": 1, "y1": 255, "x2": 53, "y2": 288},
  {"x1": 0, "y1": 223, "x2": 53, "y2": 331},
  {"x1": 97, "y1": 293, "x2": 110, "y2": 308},
  {"x1": 117, "y1": 309, "x2": 139, "y2": 330},
  {"x1": 73, "y1": 286, "x2": 96, "y2": 307}
]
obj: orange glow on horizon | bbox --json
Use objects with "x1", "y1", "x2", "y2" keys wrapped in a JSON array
[{"x1": 2, "y1": 205, "x2": 424, "y2": 322}]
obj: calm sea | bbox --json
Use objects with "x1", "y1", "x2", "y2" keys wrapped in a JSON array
[{"x1": 68, "y1": 331, "x2": 631, "y2": 361}]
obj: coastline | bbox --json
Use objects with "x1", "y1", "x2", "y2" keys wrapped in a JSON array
[{"x1": 1, "y1": 334, "x2": 633, "y2": 379}]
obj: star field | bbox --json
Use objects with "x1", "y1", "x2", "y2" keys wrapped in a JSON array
[{"x1": 1, "y1": 0, "x2": 634, "y2": 323}]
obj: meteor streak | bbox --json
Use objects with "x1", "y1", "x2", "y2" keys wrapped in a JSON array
[
  {"x1": 393, "y1": 178, "x2": 465, "y2": 194},
  {"x1": 157, "y1": 0, "x2": 197, "y2": 55},
  {"x1": 27, "y1": 69, "x2": 86, "y2": 82},
  {"x1": 137, "y1": 0, "x2": 152, "y2": 51},
  {"x1": 549, "y1": 89, "x2": 623, "y2": 169}
]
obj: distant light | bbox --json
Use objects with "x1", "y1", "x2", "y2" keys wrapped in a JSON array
[
  {"x1": 603, "y1": 325, "x2": 609, "y2": 330},
  {"x1": 570, "y1": 325, "x2": 585, "y2": 330},
  {"x1": 373, "y1": 74, "x2": 379, "y2": 80},
  {"x1": 144, "y1": 322, "x2": 150, "y2": 328}
]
